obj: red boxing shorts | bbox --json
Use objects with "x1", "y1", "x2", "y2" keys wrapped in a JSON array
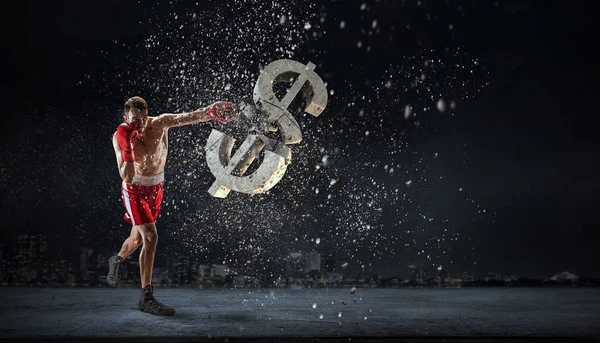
[{"x1": 121, "y1": 172, "x2": 165, "y2": 225}]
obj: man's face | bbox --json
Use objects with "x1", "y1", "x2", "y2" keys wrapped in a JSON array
[{"x1": 125, "y1": 109, "x2": 148, "y2": 131}]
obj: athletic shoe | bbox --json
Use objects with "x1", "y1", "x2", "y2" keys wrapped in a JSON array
[
  {"x1": 138, "y1": 285, "x2": 176, "y2": 316},
  {"x1": 107, "y1": 255, "x2": 123, "y2": 286}
]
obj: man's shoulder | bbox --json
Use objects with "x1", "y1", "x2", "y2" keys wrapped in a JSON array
[
  {"x1": 111, "y1": 128, "x2": 120, "y2": 144},
  {"x1": 148, "y1": 116, "x2": 167, "y2": 131}
]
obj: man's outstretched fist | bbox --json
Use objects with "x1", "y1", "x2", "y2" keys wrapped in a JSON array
[{"x1": 204, "y1": 101, "x2": 236, "y2": 123}]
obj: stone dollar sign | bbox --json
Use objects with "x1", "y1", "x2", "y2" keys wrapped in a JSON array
[
  {"x1": 252, "y1": 59, "x2": 328, "y2": 144},
  {"x1": 205, "y1": 59, "x2": 328, "y2": 198}
]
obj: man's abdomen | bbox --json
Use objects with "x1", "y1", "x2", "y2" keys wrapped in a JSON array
[{"x1": 134, "y1": 150, "x2": 168, "y2": 176}]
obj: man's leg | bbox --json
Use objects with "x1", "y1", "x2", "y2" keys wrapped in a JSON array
[
  {"x1": 108, "y1": 226, "x2": 142, "y2": 286},
  {"x1": 118, "y1": 226, "x2": 143, "y2": 259},
  {"x1": 136, "y1": 222, "x2": 158, "y2": 287},
  {"x1": 136, "y1": 222, "x2": 175, "y2": 316}
]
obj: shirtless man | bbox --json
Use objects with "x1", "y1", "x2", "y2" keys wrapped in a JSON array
[{"x1": 107, "y1": 96, "x2": 235, "y2": 316}]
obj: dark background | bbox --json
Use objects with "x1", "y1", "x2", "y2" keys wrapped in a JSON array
[{"x1": 1, "y1": 0, "x2": 598, "y2": 279}]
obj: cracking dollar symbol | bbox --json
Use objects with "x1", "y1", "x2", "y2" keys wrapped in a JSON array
[
  {"x1": 252, "y1": 59, "x2": 328, "y2": 144},
  {"x1": 205, "y1": 59, "x2": 328, "y2": 198}
]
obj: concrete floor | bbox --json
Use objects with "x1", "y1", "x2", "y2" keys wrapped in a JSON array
[{"x1": 1, "y1": 287, "x2": 599, "y2": 342}]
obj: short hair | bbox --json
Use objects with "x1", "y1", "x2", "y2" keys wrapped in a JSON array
[{"x1": 124, "y1": 96, "x2": 148, "y2": 114}]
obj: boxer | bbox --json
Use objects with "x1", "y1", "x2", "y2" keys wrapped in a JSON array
[{"x1": 107, "y1": 96, "x2": 235, "y2": 316}]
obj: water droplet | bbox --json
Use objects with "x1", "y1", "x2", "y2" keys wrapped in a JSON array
[{"x1": 437, "y1": 98, "x2": 446, "y2": 112}]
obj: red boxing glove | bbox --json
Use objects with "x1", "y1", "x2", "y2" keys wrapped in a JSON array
[
  {"x1": 205, "y1": 101, "x2": 236, "y2": 123},
  {"x1": 116, "y1": 124, "x2": 136, "y2": 163}
]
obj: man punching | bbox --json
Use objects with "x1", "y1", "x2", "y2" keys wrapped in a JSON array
[{"x1": 107, "y1": 96, "x2": 235, "y2": 316}]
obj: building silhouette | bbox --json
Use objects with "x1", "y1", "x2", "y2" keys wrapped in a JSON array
[
  {"x1": 14, "y1": 234, "x2": 47, "y2": 283},
  {"x1": 463, "y1": 271, "x2": 476, "y2": 283},
  {"x1": 285, "y1": 252, "x2": 306, "y2": 279}
]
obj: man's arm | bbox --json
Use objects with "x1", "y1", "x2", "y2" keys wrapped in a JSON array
[
  {"x1": 152, "y1": 101, "x2": 236, "y2": 130},
  {"x1": 112, "y1": 133, "x2": 135, "y2": 184},
  {"x1": 152, "y1": 108, "x2": 210, "y2": 130}
]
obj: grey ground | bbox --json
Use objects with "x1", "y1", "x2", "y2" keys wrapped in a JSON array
[{"x1": 1, "y1": 287, "x2": 599, "y2": 341}]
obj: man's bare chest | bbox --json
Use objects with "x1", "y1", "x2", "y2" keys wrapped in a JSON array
[{"x1": 133, "y1": 130, "x2": 168, "y2": 160}]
